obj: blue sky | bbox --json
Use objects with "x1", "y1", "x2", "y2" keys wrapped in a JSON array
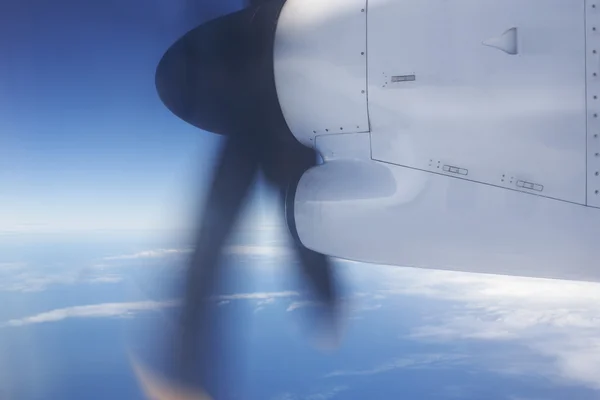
[{"x1": 0, "y1": 0, "x2": 273, "y2": 233}]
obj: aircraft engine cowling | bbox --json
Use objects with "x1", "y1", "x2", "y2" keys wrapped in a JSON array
[{"x1": 273, "y1": 0, "x2": 370, "y2": 147}]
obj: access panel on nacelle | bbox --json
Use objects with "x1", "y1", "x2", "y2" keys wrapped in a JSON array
[
  {"x1": 273, "y1": 0, "x2": 369, "y2": 147},
  {"x1": 366, "y1": 0, "x2": 588, "y2": 205}
]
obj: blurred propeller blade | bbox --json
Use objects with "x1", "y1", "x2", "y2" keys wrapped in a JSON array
[
  {"x1": 144, "y1": 1, "x2": 343, "y2": 398},
  {"x1": 278, "y1": 145, "x2": 341, "y2": 348},
  {"x1": 177, "y1": 136, "x2": 260, "y2": 386}
]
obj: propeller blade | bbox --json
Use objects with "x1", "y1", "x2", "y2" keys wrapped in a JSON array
[
  {"x1": 176, "y1": 136, "x2": 260, "y2": 389},
  {"x1": 154, "y1": 8, "x2": 280, "y2": 392},
  {"x1": 274, "y1": 144, "x2": 342, "y2": 348},
  {"x1": 146, "y1": 2, "x2": 344, "y2": 397}
]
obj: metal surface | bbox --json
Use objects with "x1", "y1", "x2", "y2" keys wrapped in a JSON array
[
  {"x1": 587, "y1": 0, "x2": 600, "y2": 207},
  {"x1": 367, "y1": 0, "x2": 588, "y2": 205},
  {"x1": 295, "y1": 155, "x2": 600, "y2": 282},
  {"x1": 288, "y1": 0, "x2": 600, "y2": 283},
  {"x1": 273, "y1": 0, "x2": 369, "y2": 147}
]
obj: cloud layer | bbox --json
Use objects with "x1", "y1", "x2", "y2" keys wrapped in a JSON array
[
  {"x1": 272, "y1": 385, "x2": 348, "y2": 400},
  {"x1": 5, "y1": 249, "x2": 600, "y2": 394},
  {"x1": 3, "y1": 291, "x2": 300, "y2": 327},
  {"x1": 355, "y1": 264, "x2": 600, "y2": 390},
  {"x1": 101, "y1": 245, "x2": 290, "y2": 262},
  {"x1": 0, "y1": 243, "x2": 291, "y2": 294},
  {"x1": 4, "y1": 300, "x2": 179, "y2": 327},
  {"x1": 103, "y1": 248, "x2": 192, "y2": 260},
  {"x1": 324, "y1": 353, "x2": 467, "y2": 377},
  {"x1": 0, "y1": 268, "x2": 123, "y2": 293}
]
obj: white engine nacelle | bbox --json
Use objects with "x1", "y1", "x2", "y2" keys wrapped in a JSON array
[
  {"x1": 273, "y1": 0, "x2": 370, "y2": 146},
  {"x1": 274, "y1": 0, "x2": 600, "y2": 282}
]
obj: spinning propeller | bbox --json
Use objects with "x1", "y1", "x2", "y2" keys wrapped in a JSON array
[{"x1": 136, "y1": 0, "x2": 342, "y2": 398}]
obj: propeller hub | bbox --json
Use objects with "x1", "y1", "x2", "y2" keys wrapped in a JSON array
[{"x1": 155, "y1": 2, "x2": 287, "y2": 136}]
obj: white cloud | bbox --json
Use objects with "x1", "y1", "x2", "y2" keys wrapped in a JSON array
[
  {"x1": 101, "y1": 245, "x2": 290, "y2": 262},
  {"x1": 272, "y1": 393, "x2": 295, "y2": 400},
  {"x1": 218, "y1": 291, "x2": 299, "y2": 301},
  {"x1": 87, "y1": 275, "x2": 123, "y2": 284},
  {"x1": 357, "y1": 304, "x2": 382, "y2": 312},
  {"x1": 225, "y1": 245, "x2": 290, "y2": 257},
  {"x1": 324, "y1": 354, "x2": 467, "y2": 377},
  {"x1": 367, "y1": 265, "x2": 600, "y2": 390},
  {"x1": 254, "y1": 298, "x2": 276, "y2": 313},
  {"x1": 272, "y1": 386, "x2": 349, "y2": 400},
  {"x1": 305, "y1": 386, "x2": 348, "y2": 400},
  {"x1": 256, "y1": 298, "x2": 275, "y2": 306},
  {"x1": 507, "y1": 397, "x2": 548, "y2": 400},
  {"x1": 286, "y1": 297, "x2": 381, "y2": 314},
  {"x1": 103, "y1": 248, "x2": 192, "y2": 260},
  {"x1": 0, "y1": 274, "x2": 76, "y2": 292},
  {"x1": 4, "y1": 291, "x2": 300, "y2": 327},
  {"x1": 0, "y1": 272, "x2": 122, "y2": 292},
  {"x1": 0, "y1": 262, "x2": 26, "y2": 271},
  {"x1": 4, "y1": 300, "x2": 179, "y2": 327},
  {"x1": 286, "y1": 301, "x2": 321, "y2": 312}
]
